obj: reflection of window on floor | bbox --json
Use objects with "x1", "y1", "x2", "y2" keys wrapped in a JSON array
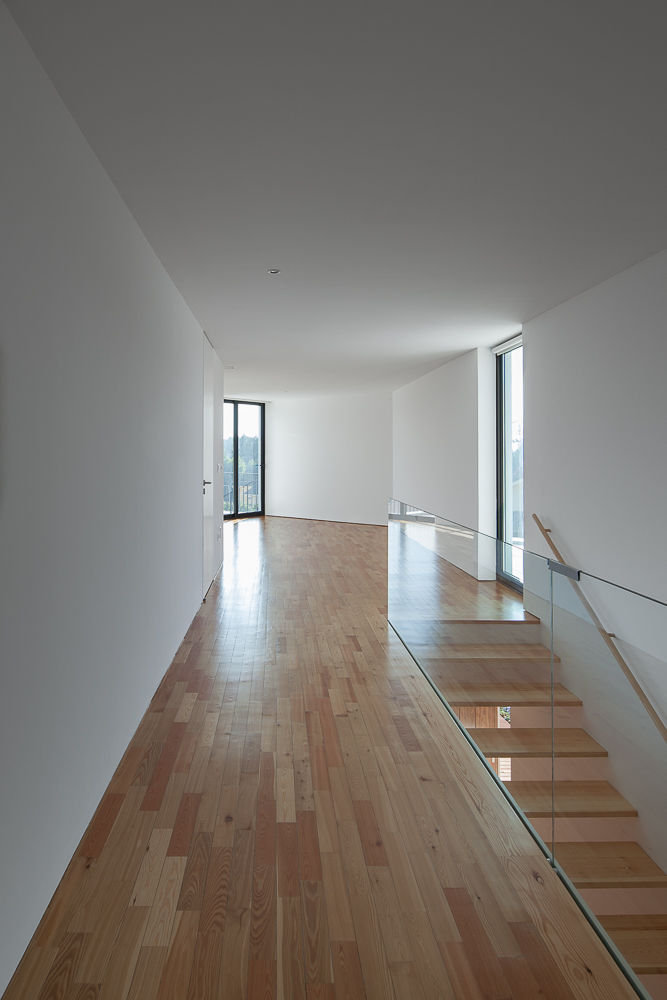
[
  {"x1": 496, "y1": 340, "x2": 524, "y2": 587},
  {"x1": 223, "y1": 399, "x2": 265, "y2": 518}
]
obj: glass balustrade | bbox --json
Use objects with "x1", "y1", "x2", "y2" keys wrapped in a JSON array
[{"x1": 388, "y1": 498, "x2": 666, "y2": 998}]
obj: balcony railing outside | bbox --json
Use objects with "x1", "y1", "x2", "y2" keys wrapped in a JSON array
[
  {"x1": 388, "y1": 498, "x2": 666, "y2": 999},
  {"x1": 224, "y1": 471, "x2": 260, "y2": 515}
]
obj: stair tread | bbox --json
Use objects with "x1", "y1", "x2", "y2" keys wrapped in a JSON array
[
  {"x1": 556, "y1": 842, "x2": 667, "y2": 888},
  {"x1": 599, "y1": 915, "x2": 667, "y2": 974},
  {"x1": 415, "y1": 643, "x2": 559, "y2": 660},
  {"x1": 443, "y1": 681, "x2": 581, "y2": 706},
  {"x1": 601, "y1": 914, "x2": 667, "y2": 928},
  {"x1": 470, "y1": 727, "x2": 607, "y2": 758},
  {"x1": 405, "y1": 612, "x2": 541, "y2": 624},
  {"x1": 506, "y1": 780, "x2": 638, "y2": 817}
]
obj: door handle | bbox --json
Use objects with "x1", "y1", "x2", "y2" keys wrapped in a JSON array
[{"x1": 203, "y1": 480, "x2": 212, "y2": 485}]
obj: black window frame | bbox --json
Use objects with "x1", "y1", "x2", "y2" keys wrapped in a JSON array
[
  {"x1": 223, "y1": 399, "x2": 265, "y2": 519},
  {"x1": 496, "y1": 349, "x2": 523, "y2": 593}
]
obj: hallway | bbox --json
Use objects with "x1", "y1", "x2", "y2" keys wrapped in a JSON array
[{"x1": 4, "y1": 517, "x2": 637, "y2": 999}]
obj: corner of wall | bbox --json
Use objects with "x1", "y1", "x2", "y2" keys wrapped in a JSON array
[{"x1": 476, "y1": 346, "x2": 496, "y2": 540}]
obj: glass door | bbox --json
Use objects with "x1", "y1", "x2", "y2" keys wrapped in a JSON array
[
  {"x1": 224, "y1": 400, "x2": 264, "y2": 518},
  {"x1": 496, "y1": 344, "x2": 524, "y2": 586}
]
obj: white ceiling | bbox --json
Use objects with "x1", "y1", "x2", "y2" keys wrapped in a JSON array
[{"x1": 7, "y1": 0, "x2": 667, "y2": 399}]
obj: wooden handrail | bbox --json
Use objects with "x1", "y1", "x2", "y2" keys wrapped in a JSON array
[{"x1": 532, "y1": 513, "x2": 667, "y2": 743}]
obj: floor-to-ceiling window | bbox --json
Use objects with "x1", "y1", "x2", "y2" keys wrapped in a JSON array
[
  {"x1": 496, "y1": 340, "x2": 524, "y2": 587},
  {"x1": 223, "y1": 400, "x2": 265, "y2": 518}
]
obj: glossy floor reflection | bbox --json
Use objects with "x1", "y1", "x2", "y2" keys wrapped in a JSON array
[{"x1": 4, "y1": 517, "x2": 638, "y2": 999}]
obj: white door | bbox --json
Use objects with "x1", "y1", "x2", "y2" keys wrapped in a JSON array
[{"x1": 202, "y1": 336, "x2": 224, "y2": 596}]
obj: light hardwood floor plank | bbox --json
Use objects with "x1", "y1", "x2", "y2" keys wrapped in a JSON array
[{"x1": 2, "y1": 517, "x2": 643, "y2": 1000}]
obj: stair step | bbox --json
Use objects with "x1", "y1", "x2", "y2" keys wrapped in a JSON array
[
  {"x1": 599, "y1": 915, "x2": 667, "y2": 974},
  {"x1": 506, "y1": 781, "x2": 638, "y2": 818},
  {"x1": 556, "y1": 842, "x2": 667, "y2": 888},
  {"x1": 444, "y1": 681, "x2": 581, "y2": 706},
  {"x1": 416, "y1": 643, "x2": 558, "y2": 660},
  {"x1": 399, "y1": 611, "x2": 541, "y2": 625},
  {"x1": 470, "y1": 728, "x2": 606, "y2": 758}
]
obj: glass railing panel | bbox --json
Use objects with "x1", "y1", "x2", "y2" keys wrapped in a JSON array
[
  {"x1": 389, "y1": 499, "x2": 657, "y2": 997},
  {"x1": 388, "y1": 499, "x2": 554, "y2": 856},
  {"x1": 502, "y1": 547, "x2": 556, "y2": 851},
  {"x1": 549, "y1": 568, "x2": 666, "y2": 997}
]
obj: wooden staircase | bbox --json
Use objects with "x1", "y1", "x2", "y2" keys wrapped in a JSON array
[{"x1": 413, "y1": 618, "x2": 667, "y2": 995}]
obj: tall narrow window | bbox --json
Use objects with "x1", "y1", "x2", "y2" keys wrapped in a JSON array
[
  {"x1": 224, "y1": 400, "x2": 265, "y2": 518},
  {"x1": 497, "y1": 342, "x2": 524, "y2": 586},
  {"x1": 223, "y1": 401, "x2": 236, "y2": 516}
]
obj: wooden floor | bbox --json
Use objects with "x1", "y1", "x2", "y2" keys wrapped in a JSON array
[{"x1": 4, "y1": 516, "x2": 640, "y2": 1000}]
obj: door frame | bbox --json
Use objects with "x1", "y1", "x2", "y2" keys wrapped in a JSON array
[
  {"x1": 224, "y1": 399, "x2": 265, "y2": 519},
  {"x1": 202, "y1": 336, "x2": 224, "y2": 597}
]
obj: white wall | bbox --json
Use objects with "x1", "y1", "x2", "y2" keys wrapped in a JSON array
[
  {"x1": 524, "y1": 249, "x2": 667, "y2": 604},
  {"x1": 266, "y1": 390, "x2": 392, "y2": 525},
  {"x1": 393, "y1": 350, "x2": 478, "y2": 523},
  {"x1": 477, "y1": 346, "x2": 497, "y2": 537},
  {"x1": 524, "y1": 251, "x2": 667, "y2": 706},
  {"x1": 523, "y1": 252, "x2": 667, "y2": 868},
  {"x1": 0, "y1": 9, "x2": 206, "y2": 991},
  {"x1": 393, "y1": 348, "x2": 496, "y2": 532}
]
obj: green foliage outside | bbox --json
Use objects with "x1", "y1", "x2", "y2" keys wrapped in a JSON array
[{"x1": 224, "y1": 434, "x2": 259, "y2": 475}]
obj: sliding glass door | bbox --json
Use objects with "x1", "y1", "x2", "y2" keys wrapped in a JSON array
[
  {"x1": 223, "y1": 400, "x2": 265, "y2": 518},
  {"x1": 497, "y1": 344, "x2": 524, "y2": 587}
]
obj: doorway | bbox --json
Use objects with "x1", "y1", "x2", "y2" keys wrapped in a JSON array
[
  {"x1": 224, "y1": 400, "x2": 265, "y2": 518},
  {"x1": 203, "y1": 338, "x2": 224, "y2": 596},
  {"x1": 496, "y1": 341, "x2": 524, "y2": 588}
]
